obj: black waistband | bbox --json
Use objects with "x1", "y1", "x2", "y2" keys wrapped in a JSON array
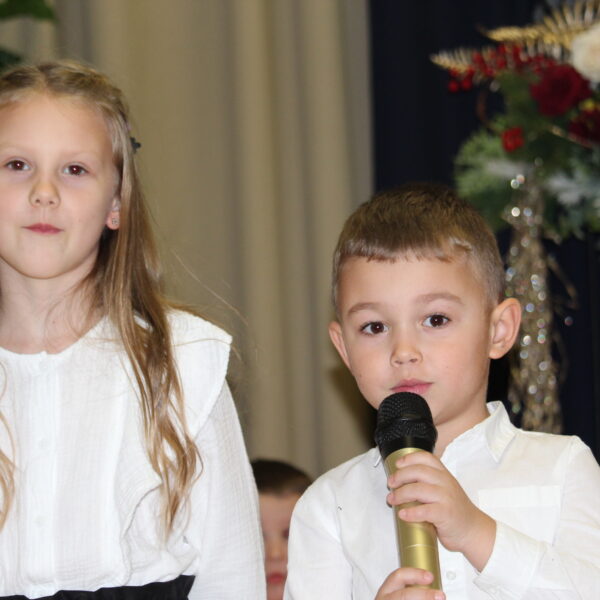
[{"x1": 1, "y1": 575, "x2": 195, "y2": 600}]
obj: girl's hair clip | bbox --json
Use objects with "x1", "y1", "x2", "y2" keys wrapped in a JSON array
[{"x1": 130, "y1": 136, "x2": 142, "y2": 153}]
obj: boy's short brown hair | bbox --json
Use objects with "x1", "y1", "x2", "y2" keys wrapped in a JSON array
[{"x1": 332, "y1": 182, "x2": 505, "y2": 311}]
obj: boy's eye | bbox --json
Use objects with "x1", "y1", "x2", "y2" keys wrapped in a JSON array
[
  {"x1": 361, "y1": 321, "x2": 388, "y2": 335},
  {"x1": 423, "y1": 314, "x2": 449, "y2": 328},
  {"x1": 64, "y1": 164, "x2": 87, "y2": 176},
  {"x1": 5, "y1": 159, "x2": 29, "y2": 171}
]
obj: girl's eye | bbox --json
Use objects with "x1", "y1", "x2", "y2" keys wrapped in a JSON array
[
  {"x1": 424, "y1": 314, "x2": 449, "y2": 328},
  {"x1": 6, "y1": 159, "x2": 29, "y2": 171},
  {"x1": 64, "y1": 164, "x2": 87, "y2": 176},
  {"x1": 361, "y1": 321, "x2": 388, "y2": 335}
]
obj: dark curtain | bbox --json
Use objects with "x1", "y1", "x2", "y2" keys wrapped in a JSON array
[{"x1": 368, "y1": 0, "x2": 600, "y2": 459}]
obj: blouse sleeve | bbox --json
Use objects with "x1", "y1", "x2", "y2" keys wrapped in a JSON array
[{"x1": 185, "y1": 382, "x2": 266, "y2": 599}]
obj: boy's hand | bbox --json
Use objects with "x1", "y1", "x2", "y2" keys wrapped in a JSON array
[
  {"x1": 375, "y1": 568, "x2": 445, "y2": 600},
  {"x1": 387, "y1": 451, "x2": 496, "y2": 572}
]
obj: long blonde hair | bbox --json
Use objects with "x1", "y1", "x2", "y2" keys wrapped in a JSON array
[{"x1": 0, "y1": 60, "x2": 198, "y2": 534}]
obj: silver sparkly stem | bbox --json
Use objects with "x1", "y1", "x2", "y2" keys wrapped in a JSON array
[{"x1": 504, "y1": 179, "x2": 562, "y2": 433}]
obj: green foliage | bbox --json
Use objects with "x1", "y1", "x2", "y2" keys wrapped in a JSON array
[
  {"x1": 455, "y1": 129, "x2": 512, "y2": 232},
  {"x1": 453, "y1": 65, "x2": 600, "y2": 240},
  {"x1": 0, "y1": 47, "x2": 20, "y2": 72},
  {"x1": 0, "y1": 0, "x2": 55, "y2": 72},
  {"x1": 491, "y1": 71, "x2": 586, "y2": 175},
  {"x1": 496, "y1": 71, "x2": 538, "y2": 123},
  {"x1": 0, "y1": 0, "x2": 54, "y2": 20}
]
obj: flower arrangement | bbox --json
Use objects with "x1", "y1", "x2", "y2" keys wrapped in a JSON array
[
  {"x1": 431, "y1": 3, "x2": 600, "y2": 239},
  {"x1": 431, "y1": 3, "x2": 600, "y2": 434}
]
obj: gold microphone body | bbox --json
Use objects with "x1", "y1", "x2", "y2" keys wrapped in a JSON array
[{"x1": 384, "y1": 447, "x2": 442, "y2": 590}]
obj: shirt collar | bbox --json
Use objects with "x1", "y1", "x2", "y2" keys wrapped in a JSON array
[
  {"x1": 372, "y1": 447, "x2": 382, "y2": 467},
  {"x1": 444, "y1": 401, "x2": 516, "y2": 462},
  {"x1": 483, "y1": 401, "x2": 518, "y2": 462},
  {"x1": 371, "y1": 401, "x2": 517, "y2": 466},
  {"x1": 440, "y1": 401, "x2": 517, "y2": 464}
]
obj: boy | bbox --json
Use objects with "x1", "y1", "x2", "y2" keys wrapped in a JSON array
[
  {"x1": 285, "y1": 183, "x2": 600, "y2": 599},
  {"x1": 252, "y1": 459, "x2": 312, "y2": 600}
]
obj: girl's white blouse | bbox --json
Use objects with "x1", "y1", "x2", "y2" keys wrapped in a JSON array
[{"x1": 0, "y1": 311, "x2": 265, "y2": 599}]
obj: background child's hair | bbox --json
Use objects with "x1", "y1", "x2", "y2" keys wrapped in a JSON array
[
  {"x1": 332, "y1": 182, "x2": 506, "y2": 312},
  {"x1": 0, "y1": 60, "x2": 197, "y2": 534},
  {"x1": 251, "y1": 459, "x2": 312, "y2": 496}
]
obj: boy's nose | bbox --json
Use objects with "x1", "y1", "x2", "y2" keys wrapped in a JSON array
[
  {"x1": 390, "y1": 338, "x2": 422, "y2": 365},
  {"x1": 265, "y1": 537, "x2": 287, "y2": 561}
]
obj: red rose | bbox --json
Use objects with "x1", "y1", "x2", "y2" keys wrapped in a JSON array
[
  {"x1": 502, "y1": 127, "x2": 525, "y2": 152},
  {"x1": 530, "y1": 64, "x2": 592, "y2": 116},
  {"x1": 569, "y1": 107, "x2": 600, "y2": 143}
]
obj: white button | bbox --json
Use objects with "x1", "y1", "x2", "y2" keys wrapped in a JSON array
[
  {"x1": 39, "y1": 439, "x2": 50, "y2": 451},
  {"x1": 34, "y1": 515, "x2": 45, "y2": 527},
  {"x1": 446, "y1": 570, "x2": 456, "y2": 580}
]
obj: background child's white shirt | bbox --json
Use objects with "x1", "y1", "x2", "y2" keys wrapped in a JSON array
[
  {"x1": 0, "y1": 310, "x2": 265, "y2": 599},
  {"x1": 285, "y1": 401, "x2": 600, "y2": 599}
]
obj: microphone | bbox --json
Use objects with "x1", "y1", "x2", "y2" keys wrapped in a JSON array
[{"x1": 374, "y1": 392, "x2": 442, "y2": 590}]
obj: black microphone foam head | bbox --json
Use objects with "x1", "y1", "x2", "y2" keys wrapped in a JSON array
[{"x1": 374, "y1": 392, "x2": 437, "y2": 458}]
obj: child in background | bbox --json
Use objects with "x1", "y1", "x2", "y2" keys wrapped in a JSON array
[
  {"x1": 252, "y1": 459, "x2": 312, "y2": 600},
  {"x1": 285, "y1": 183, "x2": 600, "y2": 599},
  {"x1": 0, "y1": 60, "x2": 264, "y2": 599}
]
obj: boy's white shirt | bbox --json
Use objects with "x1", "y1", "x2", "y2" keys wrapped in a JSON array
[
  {"x1": 285, "y1": 401, "x2": 600, "y2": 599},
  {"x1": 0, "y1": 310, "x2": 265, "y2": 599}
]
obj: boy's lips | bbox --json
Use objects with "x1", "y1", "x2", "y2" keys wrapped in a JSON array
[
  {"x1": 25, "y1": 223, "x2": 62, "y2": 234},
  {"x1": 391, "y1": 380, "x2": 431, "y2": 395},
  {"x1": 267, "y1": 572, "x2": 286, "y2": 585}
]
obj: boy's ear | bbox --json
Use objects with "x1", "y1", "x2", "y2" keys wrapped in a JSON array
[
  {"x1": 328, "y1": 321, "x2": 351, "y2": 370},
  {"x1": 489, "y1": 298, "x2": 522, "y2": 359}
]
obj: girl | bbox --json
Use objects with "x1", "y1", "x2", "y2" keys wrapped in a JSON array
[{"x1": 0, "y1": 60, "x2": 265, "y2": 599}]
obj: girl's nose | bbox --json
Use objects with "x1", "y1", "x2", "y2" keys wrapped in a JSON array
[{"x1": 29, "y1": 178, "x2": 60, "y2": 207}]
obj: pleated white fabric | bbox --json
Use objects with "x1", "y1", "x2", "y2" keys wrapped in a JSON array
[{"x1": 0, "y1": 311, "x2": 265, "y2": 599}]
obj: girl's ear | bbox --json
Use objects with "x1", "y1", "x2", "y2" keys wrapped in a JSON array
[
  {"x1": 489, "y1": 298, "x2": 522, "y2": 359},
  {"x1": 328, "y1": 321, "x2": 351, "y2": 370},
  {"x1": 105, "y1": 197, "x2": 121, "y2": 230}
]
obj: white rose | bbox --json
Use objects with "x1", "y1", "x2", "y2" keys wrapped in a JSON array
[{"x1": 571, "y1": 23, "x2": 600, "y2": 83}]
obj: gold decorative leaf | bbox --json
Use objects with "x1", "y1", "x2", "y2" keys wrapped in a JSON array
[
  {"x1": 430, "y1": 47, "x2": 479, "y2": 74},
  {"x1": 484, "y1": 26, "x2": 546, "y2": 44},
  {"x1": 432, "y1": 1, "x2": 600, "y2": 73},
  {"x1": 485, "y1": 0, "x2": 600, "y2": 51}
]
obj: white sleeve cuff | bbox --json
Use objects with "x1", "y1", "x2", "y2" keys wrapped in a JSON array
[{"x1": 474, "y1": 521, "x2": 542, "y2": 598}]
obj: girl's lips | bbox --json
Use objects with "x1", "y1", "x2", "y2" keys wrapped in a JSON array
[
  {"x1": 392, "y1": 381, "x2": 431, "y2": 396},
  {"x1": 25, "y1": 223, "x2": 62, "y2": 234}
]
